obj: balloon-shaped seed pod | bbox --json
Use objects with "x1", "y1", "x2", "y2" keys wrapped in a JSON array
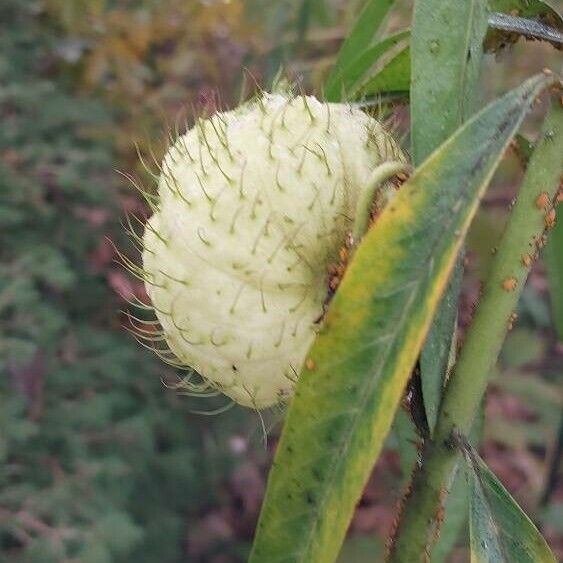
[{"x1": 139, "y1": 92, "x2": 407, "y2": 409}]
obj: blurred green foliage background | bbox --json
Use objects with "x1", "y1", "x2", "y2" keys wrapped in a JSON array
[{"x1": 0, "y1": 1, "x2": 561, "y2": 561}]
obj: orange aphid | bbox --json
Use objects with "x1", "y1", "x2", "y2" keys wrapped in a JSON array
[
  {"x1": 535, "y1": 192, "x2": 550, "y2": 210},
  {"x1": 305, "y1": 358, "x2": 315, "y2": 370},
  {"x1": 521, "y1": 254, "x2": 532, "y2": 267},
  {"x1": 501, "y1": 277, "x2": 517, "y2": 292},
  {"x1": 545, "y1": 208, "x2": 556, "y2": 228}
]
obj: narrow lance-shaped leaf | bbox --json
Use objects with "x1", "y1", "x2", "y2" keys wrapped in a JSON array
[
  {"x1": 393, "y1": 408, "x2": 420, "y2": 483},
  {"x1": 421, "y1": 258, "x2": 463, "y2": 434},
  {"x1": 250, "y1": 73, "x2": 554, "y2": 563},
  {"x1": 324, "y1": 30, "x2": 409, "y2": 102},
  {"x1": 410, "y1": 0, "x2": 488, "y2": 164},
  {"x1": 432, "y1": 406, "x2": 485, "y2": 563},
  {"x1": 412, "y1": 0, "x2": 488, "y2": 462},
  {"x1": 324, "y1": 0, "x2": 395, "y2": 100},
  {"x1": 356, "y1": 44, "x2": 410, "y2": 98},
  {"x1": 338, "y1": 1, "x2": 562, "y2": 102},
  {"x1": 461, "y1": 441, "x2": 557, "y2": 562}
]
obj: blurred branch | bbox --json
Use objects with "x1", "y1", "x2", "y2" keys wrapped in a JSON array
[{"x1": 488, "y1": 12, "x2": 563, "y2": 49}]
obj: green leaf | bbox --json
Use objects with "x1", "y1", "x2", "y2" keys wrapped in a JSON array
[
  {"x1": 324, "y1": 0, "x2": 396, "y2": 99},
  {"x1": 462, "y1": 444, "x2": 556, "y2": 562},
  {"x1": 412, "y1": 0, "x2": 488, "y2": 446},
  {"x1": 393, "y1": 408, "x2": 420, "y2": 482},
  {"x1": 512, "y1": 133, "x2": 535, "y2": 167},
  {"x1": 296, "y1": 0, "x2": 333, "y2": 45},
  {"x1": 324, "y1": 30, "x2": 409, "y2": 101},
  {"x1": 421, "y1": 258, "x2": 463, "y2": 434},
  {"x1": 545, "y1": 205, "x2": 563, "y2": 340},
  {"x1": 356, "y1": 44, "x2": 410, "y2": 97},
  {"x1": 432, "y1": 405, "x2": 484, "y2": 562},
  {"x1": 250, "y1": 73, "x2": 554, "y2": 563},
  {"x1": 410, "y1": 0, "x2": 489, "y2": 165}
]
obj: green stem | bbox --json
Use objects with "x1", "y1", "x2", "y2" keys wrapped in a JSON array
[
  {"x1": 353, "y1": 161, "x2": 411, "y2": 242},
  {"x1": 388, "y1": 100, "x2": 563, "y2": 562}
]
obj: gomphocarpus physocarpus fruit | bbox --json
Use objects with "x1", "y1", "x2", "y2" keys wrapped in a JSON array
[{"x1": 138, "y1": 91, "x2": 407, "y2": 408}]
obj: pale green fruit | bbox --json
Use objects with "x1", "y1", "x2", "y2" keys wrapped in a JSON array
[{"x1": 141, "y1": 93, "x2": 406, "y2": 409}]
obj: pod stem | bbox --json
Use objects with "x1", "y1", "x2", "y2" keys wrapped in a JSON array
[{"x1": 352, "y1": 161, "x2": 412, "y2": 243}]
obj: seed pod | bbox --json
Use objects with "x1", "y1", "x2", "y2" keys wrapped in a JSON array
[{"x1": 140, "y1": 93, "x2": 406, "y2": 409}]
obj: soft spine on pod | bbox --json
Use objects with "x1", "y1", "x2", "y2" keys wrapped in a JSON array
[{"x1": 134, "y1": 92, "x2": 407, "y2": 409}]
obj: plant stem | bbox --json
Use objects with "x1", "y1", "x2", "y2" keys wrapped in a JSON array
[
  {"x1": 353, "y1": 161, "x2": 411, "y2": 243},
  {"x1": 388, "y1": 100, "x2": 563, "y2": 562}
]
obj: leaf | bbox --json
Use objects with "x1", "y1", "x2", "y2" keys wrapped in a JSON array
[
  {"x1": 296, "y1": 0, "x2": 332, "y2": 46},
  {"x1": 512, "y1": 133, "x2": 535, "y2": 167},
  {"x1": 393, "y1": 408, "x2": 420, "y2": 482},
  {"x1": 545, "y1": 204, "x2": 563, "y2": 340},
  {"x1": 324, "y1": 30, "x2": 409, "y2": 101},
  {"x1": 324, "y1": 0, "x2": 396, "y2": 99},
  {"x1": 486, "y1": 1, "x2": 563, "y2": 51},
  {"x1": 421, "y1": 258, "x2": 463, "y2": 434},
  {"x1": 462, "y1": 444, "x2": 556, "y2": 562},
  {"x1": 355, "y1": 44, "x2": 410, "y2": 97},
  {"x1": 250, "y1": 73, "x2": 554, "y2": 563},
  {"x1": 410, "y1": 0, "x2": 489, "y2": 165},
  {"x1": 412, "y1": 0, "x2": 488, "y2": 451},
  {"x1": 432, "y1": 405, "x2": 484, "y2": 562}
]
